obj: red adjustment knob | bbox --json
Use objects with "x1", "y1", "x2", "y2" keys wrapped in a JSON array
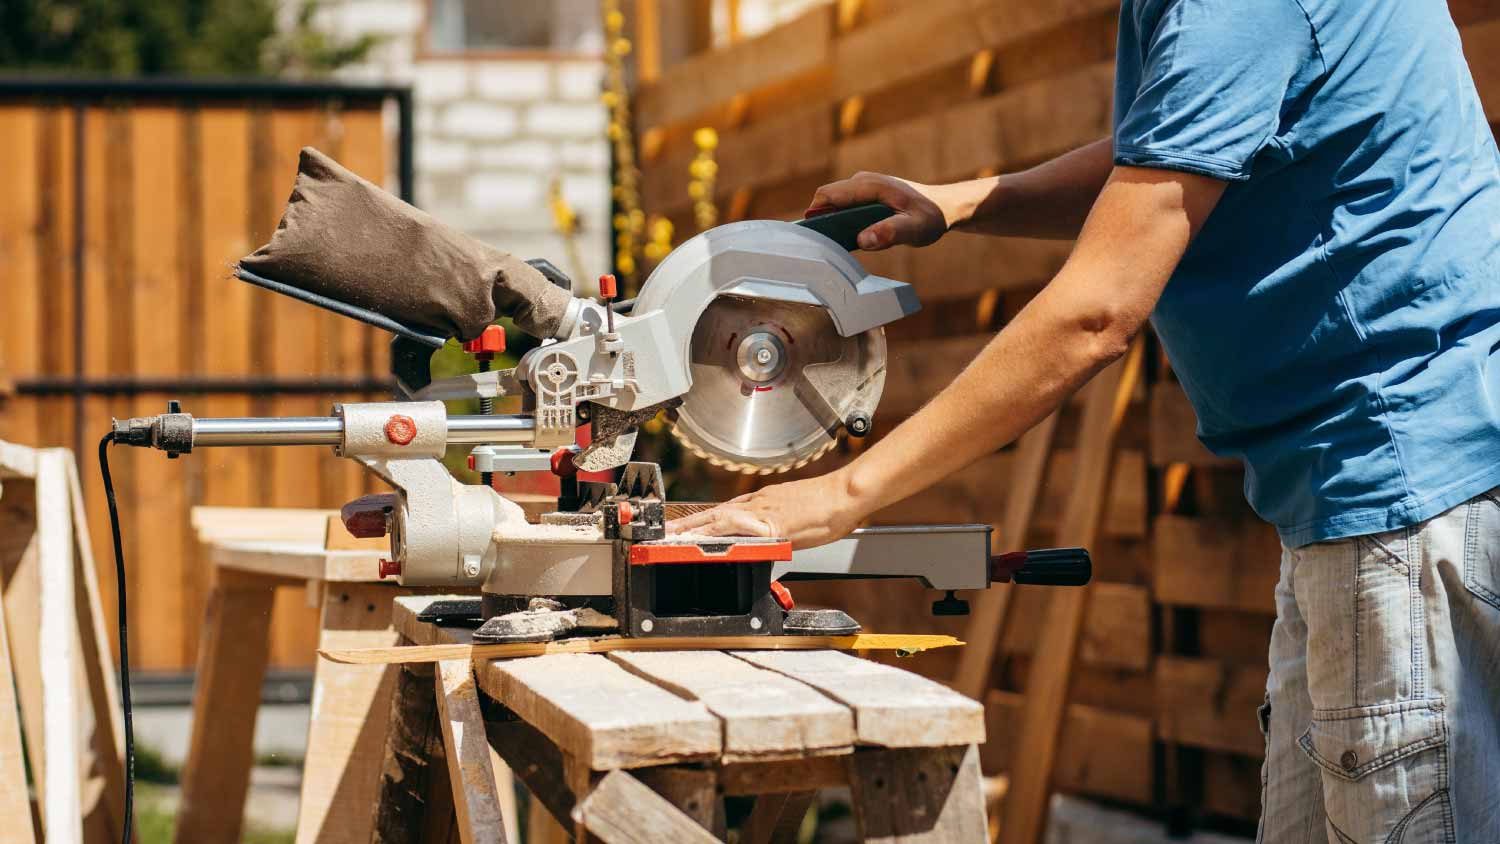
[
  {"x1": 598, "y1": 274, "x2": 617, "y2": 300},
  {"x1": 462, "y1": 324, "x2": 506, "y2": 359},
  {"x1": 384, "y1": 414, "x2": 417, "y2": 446},
  {"x1": 769, "y1": 580, "x2": 795, "y2": 611},
  {"x1": 378, "y1": 558, "x2": 402, "y2": 580},
  {"x1": 617, "y1": 500, "x2": 634, "y2": 524},
  {"x1": 341, "y1": 493, "x2": 396, "y2": 539},
  {"x1": 550, "y1": 448, "x2": 577, "y2": 477}
]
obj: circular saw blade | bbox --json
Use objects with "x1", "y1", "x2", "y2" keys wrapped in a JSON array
[{"x1": 671, "y1": 295, "x2": 885, "y2": 475}]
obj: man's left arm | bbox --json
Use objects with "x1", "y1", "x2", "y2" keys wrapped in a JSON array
[{"x1": 669, "y1": 166, "x2": 1225, "y2": 547}]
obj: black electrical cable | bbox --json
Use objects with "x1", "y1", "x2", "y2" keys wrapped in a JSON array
[{"x1": 97, "y1": 432, "x2": 134, "y2": 843}]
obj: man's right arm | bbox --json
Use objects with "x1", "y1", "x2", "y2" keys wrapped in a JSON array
[{"x1": 807, "y1": 137, "x2": 1114, "y2": 248}]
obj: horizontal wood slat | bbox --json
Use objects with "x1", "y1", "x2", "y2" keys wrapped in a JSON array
[
  {"x1": 1147, "y1": 383, "x2": 1237, "y2": 468},
  {"x1": 831, "y1": 0, "x2": 1119, "y2": 102},
  {"x1": 636, "y1": 7, "x2": 834, "y2": 131},
  {"x1": 1155, "y1": 657, "x2": 1268, "y2": 758},
  {"x1": 1153, "y1": 515, "x2": 1281, "y2": 614},
  {"x1": 869, "y1": 448, "x2": 1147, "y2": 539},
  {"x1": 983, "y1": 690, "x2": 1153, "y2": 805}
]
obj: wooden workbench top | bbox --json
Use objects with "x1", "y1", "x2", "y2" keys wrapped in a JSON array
[{"x1": 390, "y1": 595, "x2": 985, "y2": 771}]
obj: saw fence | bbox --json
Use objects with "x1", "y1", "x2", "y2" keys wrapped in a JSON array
[{"x1": 629, "y1": 0, "x2": 1500, "y2": 838}]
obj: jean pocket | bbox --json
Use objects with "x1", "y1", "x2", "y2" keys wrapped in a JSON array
[
  {"x1": 1466, "y1": 494, "x2": 1500, "y2": 612},
  {"x1": 1297, "y1": 699, "x2": 1453, "y2": 844}
]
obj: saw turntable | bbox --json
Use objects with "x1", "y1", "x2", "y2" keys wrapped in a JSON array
[{"x1": 111, "y1": 148, "x2": 1090, "y2": 645}]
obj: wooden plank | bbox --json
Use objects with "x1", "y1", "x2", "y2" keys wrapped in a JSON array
[
  {"x1": 1155, "y1": 657, "x2": 1268, "y2": 758},
  {"x1": 434, "y1": 660, "x2": 510, "y2": 844},
  {"x1": 953, "y1": 416, "x2": 1058, "y2": 699},
  {"x1": 0, "y1": 542, "x2": 38, "y2": 844},
  {"x1": 880, "y1": 335, "x2": 991, "y2": 418},
  {"x1": 174, "y1": 572, "x2": 278, "y2": 844},
  {"x1": 832, "y1": 0, "x2": 1118, "y2": 101},
  {"x1": 0, "y1": 105, "x2": 41, "y2": 448},
  {"x1": 210, "y1": 540, "x2": 382, "y2": 582},
  {"x1": 1152, "y1": 515, "x2": 1280, "y2": 614},
  {"x1": 866, "y1": 446, "x2": 1145, "y2": 539},
  {"x1": 982, "y1": 690, "x2": 1152, "y2": 805},
  {"x1": 1000, "y1": 583, "x2": 1150, "y2": 671},
  {"x1": 371, "y1": 660, "x2": 443, "y2": 844},
  {"x1": 731, "y1": 650, "x2": 984, "y2": 748},
  {"x1": 608, "y1": 649, "x2": 854, "y2": 761},
  {"x1": 1463, "y1": 18, "x2": 1500, "y2": 120},
  {"x1": 129, "y1": 105, "x2": 191, "y2": 671},
  {"x1": 266, "y1": 105, "x2": 334, "y2": 670},
  {"x1": 191, "y1": 506, "x2": 333, "y2": 544},
  {"x1": 394, "y1": 602, "x2": 724, "y2": 770},
  {"x1": 575, "y1": 770, "x2": 720, "y2": 844},
  {"x1": 295, "y1": 582, "x2": 407, "y2": 844},
  {"x1": 833, "y1": 62, "x2": 1113, "y2": 182},
  {"x1": 636, "y1": 6, "x2": 834, "y2": 131},
  {"x1": 1146, "y1": 383, "x2": 1235, "y2": 467},
  {"x1": 632, "y1": 766, "x2": 722, "y2": 834},
  {"x1": 1002, "y1": 342, "x2": 1144, "y2": 844},
  {"x1": 365, "y1": 599, "x2": 963, "y2": 664},
  {"x1": 0, "y1": 476, "x2": 48, "y2": 829},
  {"x1": 719, "y1": 754, "x2": 848, "y2": 796},
  {"x1": 486, "y1": 717, "x2": 576, "y2": 835},
  {"x1": 846, "y1": 744, "x2": 988, "y2": 843},
  {"x1": 483, "y1": 652, "x2": 722, "y2": 770},
  {"x1": 345, "y1": 632, "x2": 963, "y2": 666},
  {"x1": 68, "y1": 442, "x2": 130, "y2": 842},
  {"x1": 905, "y1": 235, "x2": 1072, "y2": 302},
  {"x1": 642, "y1": 103, "x2": 833, "y2": 212},
  {"x1": 740, "y1": 791, "x2": 816, "y2": 844},
  {"x1": 34, "y1": 451, "x2": 82, "y2": 842},
  {"x1": 194, "y1": 106, "x2": 258, "y2": 673}
]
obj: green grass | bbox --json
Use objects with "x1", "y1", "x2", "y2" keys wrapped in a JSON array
[{"x1": 134, "y1": 783, "x2": 294, "y2": 844}]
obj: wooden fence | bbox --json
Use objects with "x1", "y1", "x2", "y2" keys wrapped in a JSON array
[
  {"x1": 631, "y1": 0, "x2": 1500, "y2": 830},
  {"x1": 0, "y1": 79, "x2": 411, "y2": 672}
]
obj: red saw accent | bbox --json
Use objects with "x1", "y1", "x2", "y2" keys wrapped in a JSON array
[
  {"x1": 384, "y1": 414, "x2": 417, "y2": 445},
  {"x1": 629, "y1": 541, "x2": 794, "y2": 566},
  {"x1": 462, "y1": 324, "x2": 506, "y2": 358},
  {"x1": 990, "y1": 550, "x2": 1028, "y2": 582},
  {"x1": 341, "y1": 493, "x2": 396, "y2": 539},
  {"x1": 769, "y1": 580, "x2": 795, "y2": 611}
]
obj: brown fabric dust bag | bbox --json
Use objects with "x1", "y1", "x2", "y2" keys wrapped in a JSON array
[{"x1": 237, "y1": 147, "x2": 572, "y2": 341}]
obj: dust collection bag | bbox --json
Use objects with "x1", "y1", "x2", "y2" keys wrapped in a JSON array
[{"x1": 237, "y1": 147, "x2": 572, "y2": 341}]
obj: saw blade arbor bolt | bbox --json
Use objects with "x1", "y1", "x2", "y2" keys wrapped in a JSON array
[{"x1": 736, "y1": 331, "x2": 788, "y2": 383}]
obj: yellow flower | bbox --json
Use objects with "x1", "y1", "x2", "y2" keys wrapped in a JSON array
[{"x1": 693, "y1": 127, "x2": 719, "y2": 150}]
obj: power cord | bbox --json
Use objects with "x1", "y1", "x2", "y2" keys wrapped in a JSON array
[{"x1": 97, "y1": 432, "x2": 134, "y2": 843}]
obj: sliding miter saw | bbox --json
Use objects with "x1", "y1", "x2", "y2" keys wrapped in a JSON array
[{"x1": 112, "y1": 201, "x2": 1090, "y2": 643}]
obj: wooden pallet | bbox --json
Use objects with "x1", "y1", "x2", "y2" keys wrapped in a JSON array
[{"x1": 376, "y1": 595, "x2": 991, "y2": 843}]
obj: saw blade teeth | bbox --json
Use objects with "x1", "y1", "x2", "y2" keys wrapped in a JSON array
[{"x1": 668, "y1": 421, "x2": 839, "y2": 476}]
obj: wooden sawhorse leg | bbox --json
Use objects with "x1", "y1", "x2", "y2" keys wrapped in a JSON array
[
  {"x1": 373, "y1": 653, "x2": 516, "y2": 844},
  {"x1": 176, "y1": 569, "x2": 279, "y2": 844},
  {"x1": 846, "y1": 744, "x2": 988, "y2": 843}
]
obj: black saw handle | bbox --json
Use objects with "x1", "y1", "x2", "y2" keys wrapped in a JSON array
[
  {"x1": 796, "y1": 203, "x2": 897, "y2": 252},
  {"x1": 990, "y1": 547, "x2": 1093, "y2": 587}
]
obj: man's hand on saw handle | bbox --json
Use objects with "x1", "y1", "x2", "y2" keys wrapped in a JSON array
[
  {"x1": 667, "y1": 471, "x2": 867, "y2": 550},
  {"x1": 805, "y1": 173, "x2": 955, "y2": 250}
]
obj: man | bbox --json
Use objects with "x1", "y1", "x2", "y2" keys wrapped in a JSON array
[{"x1": 671, "y1": 0, "x2": 1500, "y2": 840}]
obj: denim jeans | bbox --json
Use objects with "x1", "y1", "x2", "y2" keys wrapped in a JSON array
[{"x1": 1258, "y1": 490, "x2": 1500, "y2": 843}]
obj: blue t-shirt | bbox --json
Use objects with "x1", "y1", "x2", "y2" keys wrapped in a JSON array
[{"x1": 1115, "y1": 0, "x2": 1500, "y2": 547}]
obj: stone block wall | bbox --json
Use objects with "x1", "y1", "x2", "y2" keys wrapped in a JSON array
[{"x1": 299, "y1": 0, "x2": 613, "y2": 291}]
